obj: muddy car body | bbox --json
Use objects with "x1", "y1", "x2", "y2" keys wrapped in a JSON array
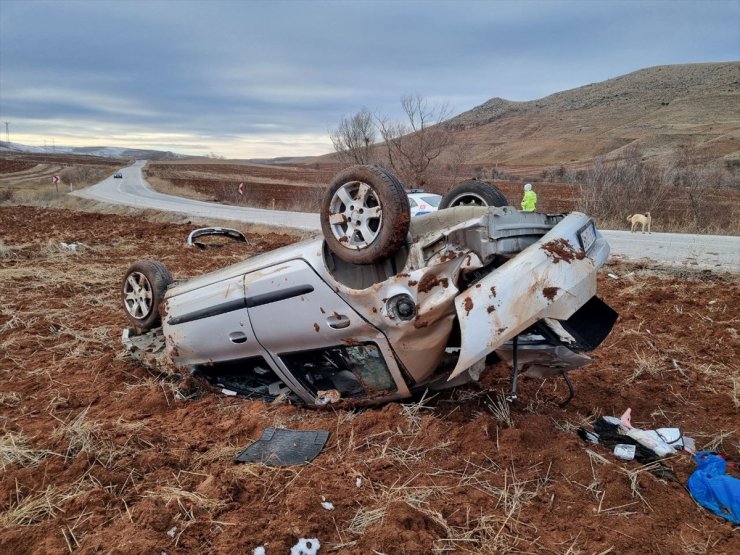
[{"x1": 122, "y1": 167, "x2": 617, "y2": 406}]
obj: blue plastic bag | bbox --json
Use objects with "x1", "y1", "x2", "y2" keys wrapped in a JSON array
[{"x1": 687, "y1": 451, "x2": 740, "y2": 524}]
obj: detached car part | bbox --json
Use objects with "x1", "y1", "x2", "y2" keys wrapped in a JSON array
[
  {"x1": 121, "y1": 165, "x2": 617, "y2": 406},
  {"x1": 187, "y1": 227, "x2": 249, "y2": 250}
]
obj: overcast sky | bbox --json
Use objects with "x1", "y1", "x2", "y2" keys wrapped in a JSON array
[{"x1": 1, "y1": 0, "x2": 738, "y2": 158}]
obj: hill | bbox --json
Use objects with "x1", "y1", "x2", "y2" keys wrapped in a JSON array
[
  {"x1": 0, "y1": 141, "x2": 188, "y2": 161},
  {"x1": 445, "y1": 62, "x2": 739, "y2": 167}
]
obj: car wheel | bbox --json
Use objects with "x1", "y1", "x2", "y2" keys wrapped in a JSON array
[
  {"x1": 321, "y1": 165, "x2": 410, "y2": 264},
  {"x1": 121, "y1": 260, "x2": 173, "y2": 332},
  {"x1": 439, "y1": 179, "x2": 509, "y2": 209}
]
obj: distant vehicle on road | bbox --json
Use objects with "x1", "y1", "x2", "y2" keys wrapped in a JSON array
[
  {"x1": 113, "y1": 172, "x2": 123, "y2": 179},
  {"x1": 407, "y1": 190, "x2": 442, "y2": 217}
]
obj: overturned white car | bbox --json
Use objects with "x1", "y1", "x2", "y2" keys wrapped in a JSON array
[{"x1": 121, "y1": 166, "x2": 616, "y2": 406}]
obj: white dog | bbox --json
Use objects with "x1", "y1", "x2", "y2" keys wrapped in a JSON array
[{"x1": 626, "y1": 212, "x2": 651, "y2": 234}]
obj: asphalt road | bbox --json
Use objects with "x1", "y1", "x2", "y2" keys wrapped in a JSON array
[
  {"x1": 72, "y1": 160, "x2": 320, "y2": 230},
  {"x1": 73, "y1": 161, "x2": 740, "y2": 272}
]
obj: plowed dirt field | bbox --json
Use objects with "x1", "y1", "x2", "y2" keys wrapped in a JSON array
[{"x1": 1, "y1": 206, "x2": 738, "y2": 554}]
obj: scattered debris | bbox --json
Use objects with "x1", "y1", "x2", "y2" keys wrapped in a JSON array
[
  {"x1": 688, "y1": 452, "x2": 740, "y2": 524},
  {"x1": 186, "y1": 227, "x2": 249, "y2": 249},
  {"x1": 252, "y1": 539, "x2": 322, "y2": 555},
  {"x1": 234, "y1": 428, "x2": 329, "y2": 466},
  {"x1": 355, "y1": 477, "x2": 362, "y2": 488},
  {"x1": 166, "y1": 527, "x2": 177, "y2": 538},
  {"x1": 613, "y1": 444, "x2": 637, "y2": 461},
  {"x1": 60, "y1": 241, "x2": 82, "y2": 251},
  {"x1": 578, "y1": 408, "x2": 694, "y2": 463},
  {"x1": 291, "y1": 538, "x2": 320, "y2": 555},
  {"x1": 320, "y1": 501, "x2": 334, "y2": 511},
  {"x1": 316, "y1": 389, "x2": 341, "y2": 405}
]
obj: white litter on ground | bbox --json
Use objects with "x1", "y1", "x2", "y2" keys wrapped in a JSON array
[
  {"x1": 290, "y1": 538, "x2": 320, "y2": 555},
  {"x1": 60, "y1": 241, "x2": 79, "y2": 251},
  {"x1": 166, "y1": 526, "x2": 177, "y2": 538},
  {"x1": 253, "y1": 547, "x2": 266, "y2": 555},
  {"x1": 355, "y1": 477, "x2": 362, "y2": 488},
  {"x1": 320, "y1": 501, "x2": 334, "y2": 510}
]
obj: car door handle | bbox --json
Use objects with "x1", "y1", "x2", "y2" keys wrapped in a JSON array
[
  {"x1": 327, "y1": 314, "x2": 350, "y2": 329},
  {"x1": 229, "y1": 331, "x2": 248, "y2": 344}
]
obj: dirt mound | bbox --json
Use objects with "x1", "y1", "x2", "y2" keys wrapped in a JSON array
[{"x1": 1, "y1": 206, "x2": 738, "y2": 554}]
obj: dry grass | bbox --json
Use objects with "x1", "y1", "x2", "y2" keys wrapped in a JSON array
[
  {"x1": 143, "y1": 477, "x2": 228, "y2": 545},
  {"x1": 627, "y1": 350, "x2": 668, "y2": 383},
  {"x1": 54, "y1": 407, "x2": 118, "y2": 466},
  {"x1": 344, "y1": 478, "x2": 445, "y2": 536},
  {"x1": 693, "y1": 430, "x2": 736, "y2": 453},
  {"x1": 433, "y1": 462, "x2": 546, "y2": 553},
  {"x1": 336, "y1": 459, "x2": 550, "y2": 553},
  {"x1": 485, "y1": 394, "x2": 514, "y2": 428},
  {"x1": 0, "y1": 241, "x2": 17, "y2": 259},
  {"x1": 0, "y1": 392, "x2": 21, "y2": 408},
  {"x1": 0, "y1": 485, "x2": 64, "y2": 527},
  {"x1": 145, "y1": 485, "x2": 226, "y2": 513},
  {"x1": 399, "y1": 391, "x2": 435, "y2": 432},
  {"x1": 0, "y1": 432, "x2": 54, "y2": 470}
]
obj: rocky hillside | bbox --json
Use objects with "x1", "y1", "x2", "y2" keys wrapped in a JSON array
[{"x1": 447, "y1": 62, "x2": 739, "y2": 167}]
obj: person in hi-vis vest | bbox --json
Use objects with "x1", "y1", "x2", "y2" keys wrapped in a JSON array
[{"x1": 521, "y1": 183, "x2": 537, "y2": 212}]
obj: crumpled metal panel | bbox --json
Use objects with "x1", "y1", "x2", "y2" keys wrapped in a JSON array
[
  {"x1": 449, "y1": 213, "x2": 609, "y2": 380},
  {"x1": 329, "y1": 239, "x2": 486, "y2": 384}
]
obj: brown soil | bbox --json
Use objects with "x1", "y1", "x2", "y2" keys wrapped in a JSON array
[
  {"x1": 0, "y1": 153, "x2": 127, "y2": 204},
  {"x1": 1, "y1": 206, "x2": 738, "y2": 554}
]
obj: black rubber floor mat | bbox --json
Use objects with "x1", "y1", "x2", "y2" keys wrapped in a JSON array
[{"x1": 234, "y1": 428, "x2": 330, "y2": 465}]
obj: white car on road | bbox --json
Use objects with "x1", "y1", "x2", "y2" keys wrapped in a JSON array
[{"x1": 407, "y1": 191, "x2": 442, "y2": 217}]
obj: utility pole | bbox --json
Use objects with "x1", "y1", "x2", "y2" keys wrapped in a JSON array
[{"x1": 3, "y1": 122, "x2": 8, "y2": 144}]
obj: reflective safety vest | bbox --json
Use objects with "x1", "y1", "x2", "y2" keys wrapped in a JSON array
[{"x1": 521, "y1": 190, "x2": 537, "y2": 212}]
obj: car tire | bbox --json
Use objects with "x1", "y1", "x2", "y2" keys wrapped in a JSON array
[
  {"x1": 121, "y1": 260, "x2": 173, "y2": 332},
  {"x1": 321, "y1": 165, "x2": 410, "y2": 264},
  {"x1": 439, "y1": 179, "x2": 509, "y2": 209}
]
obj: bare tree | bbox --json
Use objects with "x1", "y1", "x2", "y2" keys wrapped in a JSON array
[
  {"x1": 329, "y1": 108, "x2": 376, "y2": 166},
  {"x1": 377, "y1": 94, "x2": 453, "y2": 187}
]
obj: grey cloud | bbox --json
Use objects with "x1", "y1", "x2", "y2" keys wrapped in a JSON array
[{"x1": 1, "y1": 0, "x2": 738, "y2": 157}]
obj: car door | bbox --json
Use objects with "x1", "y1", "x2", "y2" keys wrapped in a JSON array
[
  {"x1": 164, "y1": 274, "x2": 269, "y2": 365},
  {"x1": 244, "y1": 258, "x2": 410, "y2": 403},
  {"x1": 163, "y1": 273, "x2": 306, "y2": 402}
]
